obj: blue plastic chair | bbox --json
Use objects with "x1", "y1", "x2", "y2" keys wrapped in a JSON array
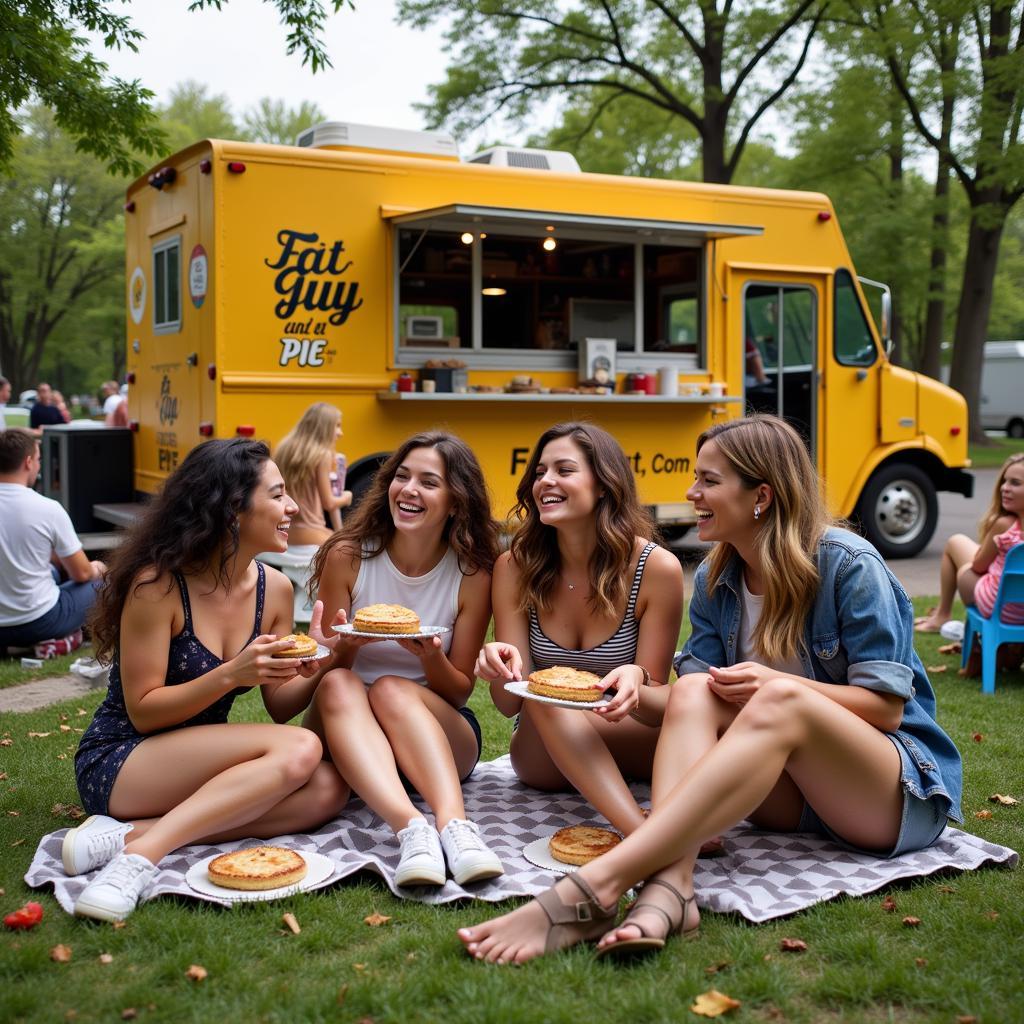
[{"x1": 961, "y1": 542, "x2": 1024, "y2": 694}]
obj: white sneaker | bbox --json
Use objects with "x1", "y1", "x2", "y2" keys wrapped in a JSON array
[
  {"x1": 61, "y1": 814, "x2": 133, "y2": 875},
  {"x1": 74, "y1": 852, "x2": 157, "y2": 922},
  {"x1": 395, "y1": 817, "x2": 446, "y2": 887},
  {"x1": 439, "y1": 818, "x2": 504, "y2": 885},
  {"x1": 940, "y1": 620, "x2": 965, "y2": 641}
]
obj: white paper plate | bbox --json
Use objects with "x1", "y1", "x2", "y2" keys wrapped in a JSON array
[
  {"x1": 332, "y1": 624, "x2": 451, "y2": 640},
  {"x1": 296, "y1": 644, "x2": 331, "y2": 661},
  {"x1": 185, "y1": 849, "x2": 337, "y2": 902},
  {"x1": 521, "y1": 836, "x2": 577, "y2": 874},
  {"x1": 504, "y1": 679, "x2": 610, "y2": 710}
]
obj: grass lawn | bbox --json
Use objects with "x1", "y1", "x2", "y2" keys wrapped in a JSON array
[
  {"x1": 0, "y1": 651, "x2": 80, "y2": 690},
  {"x1": 968, "y1": 437, "x2": 1024, "y2": 469},
  {"x1": 1, "y1": 599, "x2": 1021, "y2": 1024}
]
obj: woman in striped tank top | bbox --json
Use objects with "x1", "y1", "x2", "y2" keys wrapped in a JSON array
[{"x1": 475, "y1": 422, "x2": 684, "y2": 838}]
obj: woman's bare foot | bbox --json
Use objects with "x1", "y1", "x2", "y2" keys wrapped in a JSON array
[
  {"x1": 959, "y1": 645, "x2": 982, "y2": 677},
  {"x1": 596, "y1": 877, "x2": 700, "y2": 953},
  {"x1": 457, "y1": 873, "x2": 616, "y2": 965},
  {"x1": 914, "y1": 608, "x2": 950, "y2": 633}
]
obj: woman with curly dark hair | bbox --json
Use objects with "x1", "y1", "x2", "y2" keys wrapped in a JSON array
[
  {"x1": 474, "y1": 422, "x2": 684, "y2": 840},
  {"x1": 305, "y1": 431, "x2": 503, "y2": 887},
  {"x1": 64, "y1": 439, "x2": 348, "y2": 922}
]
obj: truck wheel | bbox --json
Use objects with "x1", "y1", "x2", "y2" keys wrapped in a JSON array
[
  {"x1": 345, "y1": 457, "x2": 386, "y2": 510},
  {"x1": 855, "y1": 463, "x2": 938, "y2": 559},
  {"x1": 1007, "y1": 418, "x2": 1024, "y2": 439}
]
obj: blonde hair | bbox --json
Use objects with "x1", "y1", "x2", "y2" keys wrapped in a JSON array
[
  {"x1": 978, "y1": 452, "x2": 1024, "y2": 540},
  {"x1": 698, "y1": 415, "x2": 832, "y2": 664},
  {"x1": 274, "y1": 403, "x2": 340, "y2": 496}
]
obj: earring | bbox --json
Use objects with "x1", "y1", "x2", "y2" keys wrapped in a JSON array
[{"x1": 754, "y1": 506, "x2": 760, "y2": 520}]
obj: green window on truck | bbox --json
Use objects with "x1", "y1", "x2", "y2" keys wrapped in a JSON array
[
  {"x1": 153, "y1": 237, "x2": 181, "y2": 334},
  {"x1": 834, "y1": 268, "x2": 877, "y2": 367}
]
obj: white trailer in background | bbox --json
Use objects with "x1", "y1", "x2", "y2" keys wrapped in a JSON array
[{"x1": 978, "y1": 342, "x2": 1024, "y2": 438}]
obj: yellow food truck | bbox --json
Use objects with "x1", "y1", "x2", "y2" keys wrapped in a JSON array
[{"x1": 122, "y1": 122, "x2": 972, "y2": 557}]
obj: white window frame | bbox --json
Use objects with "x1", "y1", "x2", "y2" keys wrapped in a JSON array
[{"x1": 152, "y1": 235, "x2": 182, "y2": 335}]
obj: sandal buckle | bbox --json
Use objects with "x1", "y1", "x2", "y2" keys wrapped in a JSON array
[{"x1": 575, "y1": 902, "x2": 593, "y2": 923}]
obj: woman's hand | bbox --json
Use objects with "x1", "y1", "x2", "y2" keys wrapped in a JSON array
[
  {"x1": 706, "y1": 662, "x2": 786, "y2": 704},
  {"x1": 475, "y1": 642, "x2": 523, "y2": 682},
  {"x1": 308, "y1": 601, "x2": 382, "y2": 659},
  {"x1": 593, "y1": 664, "x2": 646, "y2": 723},
  {"x1": 224, "y1": 635, "x2": 304, "y2": 688},
  {"x1": 396, "y1": 635, "x2": 444, "y2": 661}
]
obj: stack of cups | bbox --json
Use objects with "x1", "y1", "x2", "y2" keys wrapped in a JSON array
[{"x1": 659, "y1": 367, "x2": 679, "y2": 396}]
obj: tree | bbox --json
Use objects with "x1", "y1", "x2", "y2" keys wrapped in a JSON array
[
  {"x1": 0, "y1": 0, "x2": 351, "y2": 176},
  {"x1": 854, "y1": 0, "x2": 1024, "y2": 440},
  {"x1": 159, "y1": 82, "x2": 242, "y2": 154},
  {"x1": 0, "y1": 107, "x2": 125, "y2": 392},
  {"x1": 242, "y1": 98, "x2": 326, "y2": 145},
  {"x1": 399, "y1": 0, "x2": 828, "y2": 184}
]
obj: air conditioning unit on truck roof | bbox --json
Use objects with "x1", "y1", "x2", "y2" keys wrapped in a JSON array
[
  {"x1": 467, "y1": 146, "x2": 581, "y2": 172},
  {"x1": 295, "y1": 121, "x2": 460, "y2": 160}
]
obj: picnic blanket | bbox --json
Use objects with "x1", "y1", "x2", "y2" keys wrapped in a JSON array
[{"x1": 25, "y1": 756, "x2": 1018, "y2": 923}]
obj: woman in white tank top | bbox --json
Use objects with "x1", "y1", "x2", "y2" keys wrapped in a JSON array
[{"x1": 301, "y1": 432, "x2": 505, "y2": 888}]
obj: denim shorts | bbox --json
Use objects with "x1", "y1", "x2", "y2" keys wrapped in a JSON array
[
  {"x1": 798, "y1": 736, "x2": 947, "y2": 858},
  {"x1": 399, "y1": 705, "x2": 482, "y2": 793}
]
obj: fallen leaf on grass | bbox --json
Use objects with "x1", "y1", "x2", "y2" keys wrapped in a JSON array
[
  {"x1": 0, "y1": 771, "x2": 7, "y2": 780},
  {"x1": 902, "y1": 916, "x2": 922, "y2": 927},
  {"x1": 915, "y1": 957, "x2": 928, "y2": 967},
  {"x1": 925, "y1": 664, "x2": 948, "y2": 673},
  {"x1": 956, "y1": 1017, "x2": 978, "y2": 1024},
  {"x1": 881, "y1": 895, "x2": 898, "y2": 912},
  {"x1": 10, "y1": 839, "x2": 25, "y2": 847},
  {"x1": 65, "y1": 1011, "x2": 77, "y2": 1020},
  {"x1": 336, "y1": 984, "x2": 349, "y2": 1007},
  {"x1": 51, "y1": 803, "x2": 85, "y2": 820},
  {"x1": 984, "y1": 910, "x2": 999, "y2": 921},
  {"x1": 364, "y1": 912, "x2": 391, "y2": 927},
  {"x1": 974, "y1": 810, "x2": 994, "y2": 820},
  {"x1": 6, "y1": 810, "x2": 19, "y2": 816},
  {"x1": 76, "y1": 708, "x2": 87, "y2": 716},
  {"x1": 691, "y1": 990, "x2": 741, "y2": 1017},
  {"x1": 185, "y1": 964, "x2": 207, "y2": 982},
  {"x1": 352, "y1": 963, "x2": 366, "y2": 972},
  {"x1": 779, "y1": 937, "x2": 808, "y2": 952},
  {"x1": 27, "y1": 731, "x2": 51, "y2": 738},
  {"x1": 98, "y1": 953, "x2": 113, "y2": 964},
  {"x1": 282, "y1": 912, "x2": 300, "y2": 935},
  {"x1": 705, "y1": 960, "x2": 731, "y2": 975},
  {"x1": 112, "y1": 920, "x2": 126, "y2": 930},
  {"x1": 121, "y1": 1010, "x2": 137, "y2": 1021},
  {"x1": 936, "y1": 885, "x2": 956, "y2": 894},
  {"x1": 972, "y1": 732, "x2": 984, "y2": 742},
  {"x1": 59, "y1": 724, "x2": 71, "y2": 733},
  {"x1": 989, "y1": 793, "x2": 1019, "y2": 806},
  {"x1": 50, "y1": 944, "x2": 72, "y2": 962},
  {"x1": 938, "y1": 642, "x2": 962, "y2": 655},
  {"x1": 1, "y1": 739, "x2": 13, "y2": 747}
]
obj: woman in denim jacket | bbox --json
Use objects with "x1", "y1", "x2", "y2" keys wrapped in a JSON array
[{"x1": 458, "y1": 414, "x2": 962, "y2": 965}]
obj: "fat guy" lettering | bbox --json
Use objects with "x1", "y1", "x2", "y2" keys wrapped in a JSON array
[{"x1": 266, "y1": 229, "x2": 364, "y2": 326}]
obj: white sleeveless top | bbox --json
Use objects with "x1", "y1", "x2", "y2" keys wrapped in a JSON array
[
  {"x1": 737, "y1": 573, "x2": 804, "y2": 677},
  {"x1": 349, "y1": 543, "x2": 462, "y2": 684}
]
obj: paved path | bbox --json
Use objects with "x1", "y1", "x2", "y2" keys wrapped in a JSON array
[{"x1": 0, "y1": 470, "x2": 994, "y2": 715}]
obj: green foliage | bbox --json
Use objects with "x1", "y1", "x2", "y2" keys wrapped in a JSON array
[
  {"x1": 0, "y1": 0, "x2": 352, "y2": 176},
  {"x1": 159, "y1": 81, "x2": 242, "y2": 155},
  {"x1": 242, "y1": 98, "x2": 327, "y2": 145}
]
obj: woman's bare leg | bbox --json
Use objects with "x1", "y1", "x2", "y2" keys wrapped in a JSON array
[
  {"x1": 304, "y1": 668, "x2": 422, "y2": 833},
  {"x1": 916, "y1": 534, "x2": 979, "y2": 630},
  {"x1": 460, "y1": 677, "x2": 903, "y2": 963},
  {"x1": 366, "y1": 675, "x2": 478, "y2": 829},
  {"x1": 107, "y1": 723, "x2": 331, "y2": 864},
  {"x1": 515, "y1": 700, "x2": 657, "y2": 835}
]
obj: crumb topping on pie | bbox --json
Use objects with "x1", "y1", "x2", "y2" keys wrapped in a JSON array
[
  {"x1": 527, "y1": 666, "x2": 605, "y2": 702},
  {"x1": 549, "y1": 825, "x2": 622, "y2": 865},
  {"x1": 351, "y1": 603, "x2": 421, "y2": 634},
  {"x1": 207, "y1": 846, "x2": 308, "y2": 891},
  {"x1": 273, "y1": 633, "x2": 319, "y2": 658}
]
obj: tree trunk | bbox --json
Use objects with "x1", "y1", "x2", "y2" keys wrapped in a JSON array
[
  {"x1": 949, "y1": 210, "x2": 1005, "y2": 442},
  {"x1": 887, "y1": 97, "x2": 904, "y2": 365},
  {"x1": 920, "y1": 160, "x2": 951, "y2": 379}
]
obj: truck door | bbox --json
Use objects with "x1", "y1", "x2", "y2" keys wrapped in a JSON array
[{"x1": 738, "y1": 277, "x2": 821, "y2": 458}]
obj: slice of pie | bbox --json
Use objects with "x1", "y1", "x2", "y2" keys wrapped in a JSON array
[
  {"x1": 272, "y1": 633, "x2": 319, "y2": 658},
  {"x1": 549, "y1": 825, "x2": 622, "y2": 865},
  {"x1": 526, "y1": 665, "x2": 605, "y2": 702},
  {"x1": 207, "y1": 846, "x2": 308, "y2": 891},
  {"x1": 351, "y1": 603, "x2": 421, "y2": 634}
]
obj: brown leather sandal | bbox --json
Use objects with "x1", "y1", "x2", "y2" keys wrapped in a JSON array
[
  {"x1": 535, "y1": 873, "x2": 619, "y2": 954},
  {"x1": 595, "y1": 878, "x2": 699, "y2": 960}
]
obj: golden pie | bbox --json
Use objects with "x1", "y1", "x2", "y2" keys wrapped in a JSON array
[
  {"x1": 527, "y1": 666, "x2": 605, "y2": 702},
  {"x1": 549, "y1": 825, "x2": 622, "y2": 865},
  {"x1": 351, "y1": 603, "x2": 421, "y2": 634},
  {"x1": 273, "y1": 633, "x2": 319, "y2": 658},
  {"x1": 207, "y1": 846, "x2": 308, "y2": 890}
]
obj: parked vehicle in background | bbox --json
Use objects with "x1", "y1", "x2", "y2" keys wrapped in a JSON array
[{"x1": 976, "y1": 342, "x2": 1024, "y2": 438}]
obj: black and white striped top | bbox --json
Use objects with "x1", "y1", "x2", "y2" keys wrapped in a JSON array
[{"x1": 528, "y1": 542, "x2": 657, "y2": 676}]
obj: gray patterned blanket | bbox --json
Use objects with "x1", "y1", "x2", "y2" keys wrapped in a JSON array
[{"x1": 25, "y1": 756, "x2": 1018, "y2": 922}]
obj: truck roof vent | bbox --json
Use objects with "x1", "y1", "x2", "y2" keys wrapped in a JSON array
[
  {"x1": 468, "y1": 146, "x2": 581, "y2": 173},
  {"x1": 294, "y1": 121, "x2": 459, "y2": 160}
]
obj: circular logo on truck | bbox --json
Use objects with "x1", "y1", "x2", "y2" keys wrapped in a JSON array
[
  {"x1": 189, "y1": 244, "x2": 208, "y2": 308},
  {"x1": 128, "y1": 267, "x2": 146, "y2": 324}
]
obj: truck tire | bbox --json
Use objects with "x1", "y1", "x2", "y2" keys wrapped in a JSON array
[
  {"x1": 345, "y1": 456, "x2": 386, "y2": 511},
  {"x1": 1007, "y1": 417, "x2": 1024, "y2": 439},
  {"x1": 854, "y1": 463, "x2": 938, "y2": 559}
]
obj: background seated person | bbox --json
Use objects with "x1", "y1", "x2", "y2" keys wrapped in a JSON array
[{"x1": 28, "y1": 382, "x2": 66, "y2": 431}]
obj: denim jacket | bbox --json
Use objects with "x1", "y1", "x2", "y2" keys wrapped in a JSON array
[{"x1": 675, "y1": 528, "x2": 963, "y2": 822}]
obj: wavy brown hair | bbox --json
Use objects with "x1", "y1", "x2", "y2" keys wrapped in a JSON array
[
  {"x1": 311, "y1": 431, "x2": 499, "y2": 589},
  {"x1": 977, "y1": 452, "x2": 1024, "y2": 541},
  {"x1": 90, "y1": 439, "x2": 272, "y2": 662},
  {"x1": 509, "y1": 422, "x2": 654, "y2": 617},
  {"x1": 698, "y1": 415, "x2": 832, "y2": 664}
]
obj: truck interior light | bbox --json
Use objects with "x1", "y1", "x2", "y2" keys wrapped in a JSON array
[
  {"x1": 479, "y1": 232, "x2": 487, "y2": 239},
  {"x1": 542, "y1": 236, "x2": 557, "y2": 251},
  {"x1": 207, "y1": 363, "x2": 217, "y2": 380},
  {"x1": 545, "y1": 225, "x2": 555, "y2": 231},
  {"x1": 126, "y1": 372, "x2": 136, "y2": 385},
  {"x1": 123, "y1": 200, "x2": 135, "y2": 213},
  {"x1": 482, "y1": 287, "x2": 507, "y2": 296},
  {"x1": 236, "y1": 424, "x2": 256, "y2": 437},
  {"x1": 200, "y1": 159, "x2": 212, "y2": 174},
  {"x1": 199, "y1": 422, "x2": 214, "y2": 437},
  {"x1": 227, "y1": 162, "x2": 246, "y2": 174},
  {"x1": 460, "y1": 232, "x2": 474, "y2": 244},
  {"x1": 817, "y1": 211, "x2": 832, "y2": 222}
]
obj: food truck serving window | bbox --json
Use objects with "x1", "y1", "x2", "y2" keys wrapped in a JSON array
[
  {"x1": 390, "y1": 206, "x2": 761, "y2": 369},
  {"x1": 153, "y1": 236, "x2": 182, "y2": 334}
]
